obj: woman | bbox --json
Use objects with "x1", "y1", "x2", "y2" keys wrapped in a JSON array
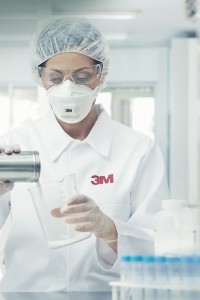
[{"x1": 0, "y1": 18, "x2": 169, "y2": 291}]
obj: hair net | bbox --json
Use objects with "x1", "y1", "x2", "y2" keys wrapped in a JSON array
[{"x1": 30, "y1": 18, "x2": 110, "y2": 91}]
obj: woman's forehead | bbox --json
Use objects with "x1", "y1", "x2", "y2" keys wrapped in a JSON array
[{"x1": 45, "y1": 52, "x2": 96, "y2": 69}]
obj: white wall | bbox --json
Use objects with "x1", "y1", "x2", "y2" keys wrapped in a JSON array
[
  {"x1": 0, "y1": 46, "x2": 32, "y2": 84},
  {"x1": 170, "y1": 38, "x2": 200, "y2": 204},
  {"x1": 108, "y1": 47, "x2": 169, "y2": 169},
  {"x1": 108, "y1": 48, "x2": 167, "y2": 82}
]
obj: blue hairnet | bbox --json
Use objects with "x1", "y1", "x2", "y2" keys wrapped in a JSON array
[{"x1": 30, "y1": 18, "x2": 110, "y2": 90}]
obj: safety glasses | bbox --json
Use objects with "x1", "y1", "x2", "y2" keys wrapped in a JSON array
[{"x1": 38, "y1": 63, "x2": 103, "y2": 87}]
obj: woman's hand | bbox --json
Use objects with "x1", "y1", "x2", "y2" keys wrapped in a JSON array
[
  {"x1": 60, "y1": 194, "x2": 118, "y2": 243},
  {"x1": 0, "y1": 144, "x2": 21, "y2": 196}
]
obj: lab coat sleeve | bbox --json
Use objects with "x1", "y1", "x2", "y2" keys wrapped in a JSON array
[
  {"x1": 96, "y1": 141, "x2": 170, "y2": 272},
  {"x1": 0, "y1": 136, "x2": 12, "y2": 229},
  {"x1": 0, "y1": 192, "x2": 11, "y2": 229},
  {"x1": 0, "y1": 192, "x2": 11, "y2": 273}
]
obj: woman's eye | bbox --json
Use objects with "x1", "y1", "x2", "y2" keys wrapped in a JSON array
[
  {"x1": 51, "y1": 77, "x2": 63, "y2": 84},
  {"x1": 78, "y1": 71, "x2": 91, "y2": 77},
  {"x1": 74, "y1": 72, "x2": 93, "y2": 81}
]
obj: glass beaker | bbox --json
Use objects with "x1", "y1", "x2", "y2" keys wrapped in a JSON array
[{"x1": 28, "y1": 174, "x2": 91, "y2": 249}]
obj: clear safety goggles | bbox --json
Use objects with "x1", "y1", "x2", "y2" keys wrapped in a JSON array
[{"x1": 38, "y1": 63, "x2": 103, "y2": 86}]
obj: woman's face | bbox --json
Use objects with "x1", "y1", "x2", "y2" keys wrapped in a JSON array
[{"x1": 41, "y1": 52, "x2": 101, "y2": 90}]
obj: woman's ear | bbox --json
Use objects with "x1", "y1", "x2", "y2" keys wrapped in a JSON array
[{"x1": 38, "y1": 62, "x2": 47, "y2": 89}]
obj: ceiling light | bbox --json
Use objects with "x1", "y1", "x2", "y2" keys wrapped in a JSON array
[
  {"x1": 84, "y1": 11, "x2": 139, "y2": 20},
  {"x1": 53, "y1": 10, "x2": 140, "y2": 20}
]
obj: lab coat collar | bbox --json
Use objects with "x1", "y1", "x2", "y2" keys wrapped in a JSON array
[
  {"x1": 38, "y1": 108, "x2": 73, "y2": 161},
  {"x1": 84, "y1": 104, "x2": 112, "y2": 157},
  {"x1": 39, "y1": 104, "x2": 112, "y2": 161}
]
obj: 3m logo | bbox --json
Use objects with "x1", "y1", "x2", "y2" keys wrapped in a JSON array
[
  {"x1": 65, "y1": 108, "x2": 73, "y2": 112},
  {"x1": 91, "y1": 174, "x2": 114, "y2": 185}
]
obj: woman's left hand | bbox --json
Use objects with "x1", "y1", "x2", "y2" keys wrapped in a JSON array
[{"x1": 60, "y1": 194, "x2": 118, "y2": 243}]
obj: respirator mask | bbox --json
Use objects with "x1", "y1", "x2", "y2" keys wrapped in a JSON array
[{"x1": 46, "y1": 80, "x2": 98, "y2": 124}]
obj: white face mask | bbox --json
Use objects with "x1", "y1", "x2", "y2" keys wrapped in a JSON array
[{"x1": 46, "y1": 80, "x2": 98, "y2": 124}]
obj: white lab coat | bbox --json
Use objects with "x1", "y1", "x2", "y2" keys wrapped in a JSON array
[{"x1": 0, "y1": 105, "x2": 169, "y2": 292}]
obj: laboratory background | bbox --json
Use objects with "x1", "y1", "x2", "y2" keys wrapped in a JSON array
[{"x1": 0, "y1": 0, "x2": 200, "y2": 298}]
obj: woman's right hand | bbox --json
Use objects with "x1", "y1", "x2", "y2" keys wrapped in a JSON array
[{"x1": 0, "y1": 144, "x2": 21, "y2": 196}]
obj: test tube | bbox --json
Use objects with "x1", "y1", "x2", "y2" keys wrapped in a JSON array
[
  {"x1": 154, "y1": 256, "x2": 168, "y2": 300},
  {"x1": 120, "y1": 255, "x2": 132, "y2": 282},
  {"x1": 179, "y1": 256, "x2": 193, "y2": 300},
  {"x1": 180, "y1": 256, "x2": 200, "y2": 300},
  {"x1": 120, "y1": 256, "x2": 132, "y2": 300},
  {"x1": 142, "y1": 255, "x2": 156, "y2": 300},
  {"x1": 130, "y1": 255, "x2": 143, "y2": 300},
  {"x1": 165, "y1": 256, "x2": 181, "y2": 300},
  {"x1": 192, "y1": 256, "x2": 200, "y2": 286}
]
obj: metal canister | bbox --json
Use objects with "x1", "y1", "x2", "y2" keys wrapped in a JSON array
[{"x1": 0, "y1": 151, "x2": 40, "y2": 182}]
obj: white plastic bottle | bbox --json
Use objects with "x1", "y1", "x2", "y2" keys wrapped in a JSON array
[
  {"x1": 180, "y1": 206, "x2": 200, "y2": 254},
  {"x1": 154, "y1": 199, "x2": 187, "y2": 256}
]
